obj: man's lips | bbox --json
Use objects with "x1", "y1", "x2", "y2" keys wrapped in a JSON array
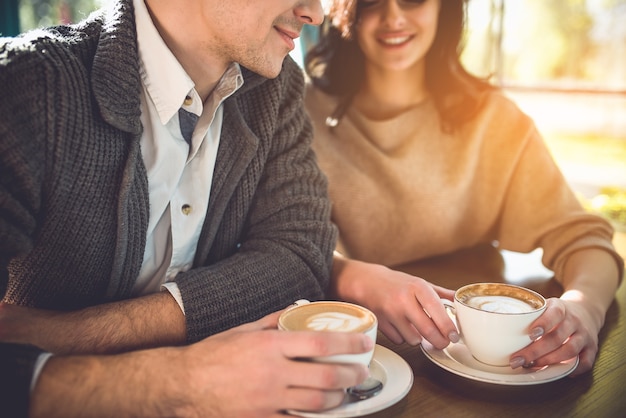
[{"x1": 275, "y1": 26, "x2": 300, "y2": 50}]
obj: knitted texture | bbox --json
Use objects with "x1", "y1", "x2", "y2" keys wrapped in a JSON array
[
  {"x1": 0, "y1": 0, "x2": 336, "y2": 342},
  {"x1": 305, "y1": 84, "x2": 623, "y2": 282}
]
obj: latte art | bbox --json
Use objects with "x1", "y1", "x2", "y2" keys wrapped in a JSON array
[
  {"x1": 306, "y1": 312, "x2": 365, "y2": 332},
  {"x1": 467, "y1": 295, "x2": 535, "y2": 314},
  {"x1": 449, "y1": 283, "x2": 547, "y2": 366},
  {"x1": 279, "y1": 301, "x2": 376, "y2": 334},
  {"x1": 278, "y1": 301, "x2": 378, "y2": 366}
]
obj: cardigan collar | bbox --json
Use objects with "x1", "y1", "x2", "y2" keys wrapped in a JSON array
[
  {"x1": 91, "y1": 0, "x2": 143, "y2": 135},
  {"x1": 90, "y1": 0, "x2": 268, "y2": 136}
]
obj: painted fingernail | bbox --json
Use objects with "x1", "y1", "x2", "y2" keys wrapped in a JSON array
[
  {"x1": 510, "y1": 357, "x2": 525, "y2": 369},
  {"x1": 448, "y1": 331, "x2": 460, "y2": 343},
  {"x1": 529, "y1": 327, "x2": 544, "y2": 341}
]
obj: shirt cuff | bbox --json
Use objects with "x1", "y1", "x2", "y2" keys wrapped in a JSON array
[
  {"x1": 161, "y1": 282, "x2": 186, "y2": 315},
  {"x1": 30, "y1": 352, "x2": 53, "y2": 392}
]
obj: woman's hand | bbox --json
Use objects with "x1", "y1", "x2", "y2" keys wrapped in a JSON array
[
  {"x1": 510, "y1": 295, "x2": 604, "y2": 376},
  {"x1": 510, "y1": 248, "x2": 620, "y2": 376},
  {"x1": 331, "y1": 256, "x2": 458, "y2": 349}
]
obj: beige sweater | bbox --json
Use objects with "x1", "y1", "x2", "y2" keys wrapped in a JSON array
[{"x1": 305, "y1": 85, "x2": 623, "y2": 282}]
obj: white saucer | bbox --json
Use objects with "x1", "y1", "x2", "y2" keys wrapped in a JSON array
[
  {"x1": 288, "y1": 345, "x2": 413, "y2": 418},
  {"x1": 421, "y1": 339, "x2": 578, "y2": 385}
]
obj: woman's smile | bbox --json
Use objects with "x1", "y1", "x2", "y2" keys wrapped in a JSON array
[{"x1": 377, "y1": 33, "x2": 413, "y2": 46}]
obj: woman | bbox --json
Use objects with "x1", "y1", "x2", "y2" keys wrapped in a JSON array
[{"x1": 304, "y1": 0, "x2": 623, "y2": 375}]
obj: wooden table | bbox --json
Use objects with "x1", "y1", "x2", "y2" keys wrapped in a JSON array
[{"x1": 363, "y1": 243, "x2": 625, "y2": 418}]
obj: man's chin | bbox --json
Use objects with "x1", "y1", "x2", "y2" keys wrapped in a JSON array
[{"x1": 245, "y1": 55, "x2": 288, "y2": 79}]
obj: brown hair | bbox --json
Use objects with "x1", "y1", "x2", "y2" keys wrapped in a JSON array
[{"x1": 305, "y1": 0, "x2": 494, "y2": 131}]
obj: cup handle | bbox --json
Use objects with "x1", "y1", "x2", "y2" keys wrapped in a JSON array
[
  {"x1": 441, "y1": 299, "x2": 462, "y2": 343},
  {"x1": 286, "y1": 299, "x2": 310, "y2": 311},
  {"x1": 442, "y1": 299, "x2": 455, "y2": 316}
]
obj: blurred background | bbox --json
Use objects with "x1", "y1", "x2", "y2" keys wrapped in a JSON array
[
  {"x1": 2, "y1": 0, "x2": 625, "y2": 237},
  {"x1": 463, "y1": 0, "x2": 625, "y2": 202}
]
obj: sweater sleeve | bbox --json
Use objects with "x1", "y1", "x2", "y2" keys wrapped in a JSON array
[
  {"x1": 175, "y1": 59, "x2": 338, "y2": 342},
  {"x1": 0, "y1": 343, "x2": 45, "y2": 418},
  {"x1": 0, "y1": 37, "x2": 49, "y2": 262},
  {"x1": 495, "y1": 112, "x2": 623, "y2": 283}
]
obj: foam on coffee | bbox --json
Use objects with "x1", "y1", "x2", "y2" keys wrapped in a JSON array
[
  {"x1": 280, "y1": 302, "x2": 376, "y2": 333},
  {"x1": 465, "y1": 295, "x2": 535, "y2": 313},
  {"x1": 457, "y1": 283, "x2": 544, "y2": 314}
]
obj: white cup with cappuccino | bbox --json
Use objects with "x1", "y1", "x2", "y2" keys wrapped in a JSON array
[
  {"x1": 443, "y1": 283, "x2": 546, "y2": 366},
  {"x1": 278, "y1": 300, "x2": 378, "y2": 366}
]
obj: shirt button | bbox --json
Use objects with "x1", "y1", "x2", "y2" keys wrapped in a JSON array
[
  {"x1": 183, "y1": 95, "x2": 193, "y2": 106},
  {"x1": 181, "y1": 204, "x2": 192, "y2": 215}
]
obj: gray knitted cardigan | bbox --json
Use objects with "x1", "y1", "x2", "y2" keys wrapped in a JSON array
[{"x1": 0, "y1": 1, "x2": 336, "y2": 412}]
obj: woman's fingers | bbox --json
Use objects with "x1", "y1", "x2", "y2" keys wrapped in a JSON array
[{"x1": 510, "y1": 298, "x2": 597, "y2": 374}]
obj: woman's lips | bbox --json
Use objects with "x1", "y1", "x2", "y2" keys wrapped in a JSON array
[{"x1": 378, "y1": 34, "x2": 413, "y2": 47}]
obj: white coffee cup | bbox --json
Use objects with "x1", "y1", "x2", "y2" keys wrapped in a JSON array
[
  {"x1": 443, "y1": 283, "x2": 546, "y2": 366},
  {"x1": 278, "y1": 300, "x2": 378, "y2": 366}
]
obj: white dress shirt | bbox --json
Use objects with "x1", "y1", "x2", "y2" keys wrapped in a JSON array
[{"x1": 131, "y1": 0, "x2": 243, "y2": 306}]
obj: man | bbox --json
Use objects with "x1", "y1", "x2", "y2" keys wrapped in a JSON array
[{"x1": 0, "y1": 0, "x2": 370, "y2": 415}]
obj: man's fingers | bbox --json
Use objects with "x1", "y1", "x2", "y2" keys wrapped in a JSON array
[
  {"x1": 279, "y1": 331, "x2": 374, "y2": 360},
  {"x1": 287, "y1": 361, "x2": 368, "y2": 390}
]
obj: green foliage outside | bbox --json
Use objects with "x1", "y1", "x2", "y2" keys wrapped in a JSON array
[
  {"x1": 19, "y1": 0, "x2": 102, "y2": 32},
  {"x1": 546, "y1": 133, "x2": 626, "y2": 229},
  {"x1": 581, "y1": 186, "x2": 626, "y2": 231}
]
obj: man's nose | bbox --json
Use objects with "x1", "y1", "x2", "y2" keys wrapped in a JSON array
[{"x1": 295, "y1": 0, "x2": 324, "y2": 26}]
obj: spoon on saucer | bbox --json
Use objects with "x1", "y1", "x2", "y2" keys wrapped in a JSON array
[{"x1": 347, "y1": 376, "x2": 383, "y2": 401}]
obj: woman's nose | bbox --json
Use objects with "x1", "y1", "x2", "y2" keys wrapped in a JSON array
[{"x1": 381, "y1": 0, "x2": 406, "y2": 28}]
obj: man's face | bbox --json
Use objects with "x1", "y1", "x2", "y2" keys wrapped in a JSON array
[{"x1": 198, "y1": 0, "x2": 324, "y2": 78}]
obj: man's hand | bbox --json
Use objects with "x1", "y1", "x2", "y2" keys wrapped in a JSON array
[{"x1": 30, "y1": 311, "x2": 372, "y2": 417}]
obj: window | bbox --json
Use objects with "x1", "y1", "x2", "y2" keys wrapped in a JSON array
[
  {"x1": 464, "y1": 0, "x2": 626, "y2": 92},
  {"x1": 462, "y1": 0, "x2": 626, "y2": 206}
]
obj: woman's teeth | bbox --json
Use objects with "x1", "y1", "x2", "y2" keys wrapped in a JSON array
[{"x1": 380, "y1": 36, "x2": 410, "y2": 45}]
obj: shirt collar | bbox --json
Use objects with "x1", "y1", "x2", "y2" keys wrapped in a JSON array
[
  {"x1": 134, "y1": 0, "x2": 195, "y2": 125},
  {"x1": 133, "y1": 0, "x2": 244, "y2": 125}
]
